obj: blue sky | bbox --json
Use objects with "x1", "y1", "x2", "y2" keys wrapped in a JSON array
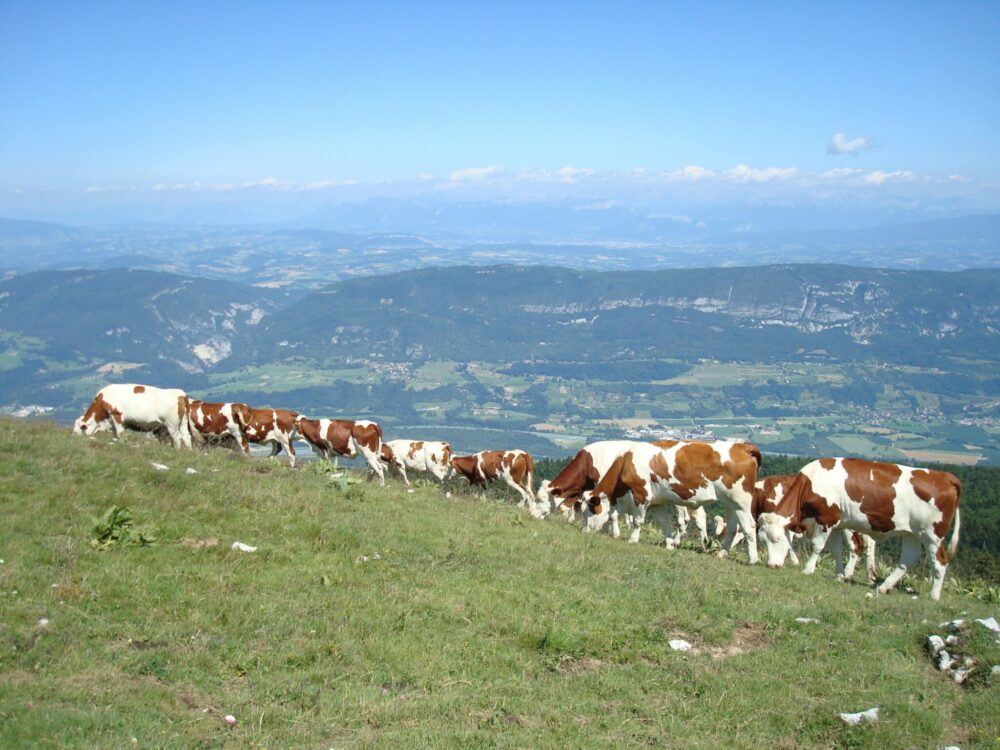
[{"x1": 1, "y1": 1, "x2": 998, "y2": 222}]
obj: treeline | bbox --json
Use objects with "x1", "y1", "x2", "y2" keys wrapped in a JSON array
[{"x1": 534, "y1": 452, "x2": 1000, "y2": 581}]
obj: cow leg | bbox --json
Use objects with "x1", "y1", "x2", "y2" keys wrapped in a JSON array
[
  {"x1": 609, "y1": 508, "x2": 622, "y2": 539},
  {"x1": 829, "y1": 530, "x2": 847, "y2": 579},
  {"x1": 647, "y1": 505, "x2": 677, "y2": 549},
  {"x1": 865, "y1": 537, "x2": 878, "y2": 584},
  {"x1": 785, "y1": 531, "x2": 801, "y2": 566},
  {"x1": 841, "y1": 531, "x2": 860, "y2": 580},
  {"x1": 802, "y1": 523, "x2": 833, "y2": 575},
  {"x1": 357, "y1": 445, "x2": 385, "y2": 486},
  {"x1": 395, "y1": 463, "x2": 411, "y2": 488},
  {"x1": 718, "y1": 509, "x2": 739, "y2": 558},
  {"x1": 268, "y1": 441, "x2": 282, "y2": 458},
  {"x1": 673, "y1": 506, "x2": 689, "y2": 547},
  {"x1": 877, "y1": 535, "x2": 921, "y2": 596},
  {"x1": 720, "y1": 504, "x2": 758, "y2": 564},
  {"x1": 924, "y1": 537, "x2": 948, "y2": 601},
  {"x1": 166, "y1": 426, "x2": 185, "y2": 449},
  {"x1": 690, "y1": 506, "x2": 709, "y2": 551}
]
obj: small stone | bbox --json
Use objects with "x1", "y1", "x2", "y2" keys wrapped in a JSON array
[
  {"x1": 37, "y1": 618, "x2": 50, "y2": 628},
  {"x1": 224, "y1": 714, "x2": 236, "y2": 727},
  {"x1": 668, "y1": 639, "x2": 693, "y2": 651},
  {"x1": 185, "y1": 467, "x2": 198, "y2": 475},
  {"x1": 839, "y1": 707, "x2": 879, "y2": 725},
  {"x1": 151, "y1": 462, "x2": 169, "y2": 471}
]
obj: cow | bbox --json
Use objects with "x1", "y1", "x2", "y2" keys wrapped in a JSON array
[
  {"x1": 450, "y1": 450, "x2": 535, "y2": 507},
  {"x1": 187, "y1": 400, "x2": 251, "y2": 452},
  {"x1": 380, "y1": 440, "x2": 453, "y2": 493},
  {"x1": 756, "y1": 458, "x2": 961, "y2": 600},
  {"x1": 581, "y1": 440, "x2": 761, "y2": 563},
  {"x1": 241, "y1": 407, "x2": 299, "y2": 467},
  {"x1": 294, "y1": 416, "x2": 385, "y2": 484},
  {"x1": 73, "y1": 384, "x2": 192, "y2": 448},
  {"x1": 534, "y1": 439, "x2": 737, "y2": 545}
]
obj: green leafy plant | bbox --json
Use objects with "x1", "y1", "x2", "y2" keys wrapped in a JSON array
[{"x1": 90, "y1": 505, "x2": 156, "y2": 550}]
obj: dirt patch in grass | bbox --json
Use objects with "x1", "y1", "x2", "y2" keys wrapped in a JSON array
[
  {"x1": 668, "y1": 621, "x2": 771, "y2": 660},
  {"x1": 178, "y1": 537, "x2": 220, "y2": 549},
  {"x1": 554, "y1": 655, "x2": 604, "y2": 674}
]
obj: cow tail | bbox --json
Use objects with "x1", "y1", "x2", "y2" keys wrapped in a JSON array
[{"x1": 946, "y1": 506, "x2": 960, "y2": 562}]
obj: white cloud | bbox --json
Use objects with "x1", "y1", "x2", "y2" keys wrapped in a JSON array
[
  {"x1": 664, "y1": 165, "x2": 715, "y2": 182},
  {"x1": 827, "y1": 132, "x2": 874, "y2": 155},
  {"x1": 820, "y1": 167, "x2": 864, "y2": 180},
  {"x1": 723, "y1": 164, "x2": 798, "y2": 183},
  {"x1": 863, "y1": 170, "x2": 914, "y2": 185},
  {"x1": 644, "y1": 212, "x2": 693, "y2": 223},
  {"x1": 449, "y1": 165, "x2": 503, "y2": 182}
]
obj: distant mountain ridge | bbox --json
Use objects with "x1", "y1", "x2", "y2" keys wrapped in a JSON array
[{"x1": 243, "y1": 264, "x2": 1000, "y2": 366}]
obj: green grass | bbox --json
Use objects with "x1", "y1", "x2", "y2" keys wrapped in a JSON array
[{"x1": 1, "y1": 418, "x2": 998, "y2": 748}]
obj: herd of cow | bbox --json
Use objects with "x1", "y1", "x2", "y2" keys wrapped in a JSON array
[{"x1": 72, "y1": 382, "x2": 963, "y2": 601}]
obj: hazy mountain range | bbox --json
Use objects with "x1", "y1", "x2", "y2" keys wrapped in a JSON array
[{"x1": 2, "y1": 212, "x2": 999, "y2": 290}]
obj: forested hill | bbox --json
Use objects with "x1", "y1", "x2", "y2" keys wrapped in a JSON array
[{"x1": 239, "y1": 263, "x2": 1000, "y2": 365}]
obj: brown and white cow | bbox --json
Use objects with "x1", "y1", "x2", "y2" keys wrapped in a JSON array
[
  {"x1": 757, "y1": 458, "x2": 960, "y2": 600},
  {"x1": 742, "y1": 473, "x2": 876, "y2": 579},
  {"x1": 187, "y1": 400, "x2": 251, "y2": 452},
  {"x1": 534, "y1": 439, "x2": 727, "y2": 545},
  {"x1": 294, "y1": 416, "x2": 385, "y2": 484},
  {"x1": 450, "y1": 450, "x2": 535, "y2": 507},
  {"x1": 73, "y1": 383, "x2": 192, "y2": 448},
  {"x1": 380, "y1": 440, "x2": 453, "y2": 492},
  {"x1": 241, "y1": 407, "x2": 299, "y2": 467},
  {"x1": 582, "y1": 440, "x2": 761, "y2": 562}
]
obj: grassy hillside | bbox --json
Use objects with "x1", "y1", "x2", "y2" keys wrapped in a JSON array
[{"x1": 1, "y1": 418, "x2": 998, "y2": 749}]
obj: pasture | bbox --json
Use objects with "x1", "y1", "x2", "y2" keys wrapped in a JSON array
[{"x1": 1, "y1": 418, "x2": 998, "y2": 748}]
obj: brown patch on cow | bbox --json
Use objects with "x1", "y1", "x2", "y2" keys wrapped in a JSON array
[
  {"x1": 590, "y1": 451, "x2": 647, "y2": 512},
  {"x1": 776, "y1": 472, "x2": 839, "y2": 532},
  {"x1": 188, "y1": 400, "x2": 232, "y2": 436},
  {"x1": 478, "y1": 450, "x2": 505, "y2": 481},
  {"x1": 910, "y1": 468, "x2": 962, "y2": 557},
  {"x1": 274, "y1": 408, "x2": 298, "y2": 434},
  {"x1": 380, "y1": 442, "x2": 395, "y2": 463},
  {"x1": 508, "y1": 452, "x2": 533, "y2": 493},
  {"x1": 754, "y1": 474, "x2": 797, "y2": 517},
  {"x1": 843, "y1": 458, "x2": 901, "y2": 533},
  {"x1": 450, "y1": 454, "x2": 481, "y2": 485},
  {"x1": 407, "y1": 440, "x2": 424, "y2": 459},
  {"x1": 819, "y1": 457, "x2": 836, "y2": 470},
  {"x1": 352, "y1": 422, "x2": 382, "y2": 453},
  {"x1": 133, "y1": 385, "x2": 145, "y2": 393},
  {"x1": 670, "y1": 442, "x2": 724, "y2": 498},
  {"x1": 548, "y1": 449, "x2": 600, "y2": 508},
  {"x1": 849, "y1": 532, "x2": 864, "y2": 556}
]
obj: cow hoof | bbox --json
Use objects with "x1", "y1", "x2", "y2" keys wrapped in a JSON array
[
  {"x1": 768, "y1": 563, "x2": 780, "y2": 570},
  {"x1": 445, "y1": 492, "x2": 452, "y2": 499},
  {"x1": 716, "y1": 550, "x2": 729, "y2": 559}
]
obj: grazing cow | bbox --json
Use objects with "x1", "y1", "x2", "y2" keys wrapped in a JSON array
[
  {"x1": 73, "y1": 383, "x2": 192, "y2": 448},
  {"x1": 711, "y1": 474, "x2": 878, "y2": 579},
  {"x1": 582, "y1": 440, "x2": 761, "y2": 563},
  {"x1": 450, "y1": 450, "x2": 535, "y2": 507},
  {"x1": 241, "y1": 407, "x2": 299, "y2": 467},
  {"x1": 187, "y1": 400, "x2": 251, "y2": 452},
  {"x1": 294, "y1": 416, "x2": 385, "y2": 484},
  {"x1": 535, "y1": 440, "x2": 754, "y2": 547},
  {"x1": 380, "y1": 440, "x2": 453, "y2": 492},
  {"x1": 756, "y1": 458, "x2": 960, "y2": 600}
]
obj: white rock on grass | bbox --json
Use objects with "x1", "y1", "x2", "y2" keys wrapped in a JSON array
[
  {"x1": 795, "y1": 617, "x2": 820, "y2": 624},
  {"x1": 231, "y1": 542, "x2": 257, "y2": 553},
  {"x1": 185, "y1": 467, "x2": 198, "y2": 475},
  {"x1": 974, "y1": 616, "x2": 1000, "y2": 633},
  {"x1": 927, "y1": 635, "x2": 946, "y2": 654},
  {"x1": 668, "y1": 639, "x2": 693, "y2": 651},
  {"x1": 838, "y1": 707, "x2": 879, "y2": 725},
  {"x1": 151, "y1": 462, "x2": 169, "y2": 471}
]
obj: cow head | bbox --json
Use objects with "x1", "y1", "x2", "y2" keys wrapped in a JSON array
[
  {"x1": 533, "y1": 480, "x2": 579, "y2": 520},
  {"x1": 73, "y1": 414, "x2": 109, "y2": 436},
  {"x1": 756, "y1": 512, "x2": 792, "y2": 567},
  {"x1": 580, "y1": 490, "x2": 613, "y2": 533}
]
